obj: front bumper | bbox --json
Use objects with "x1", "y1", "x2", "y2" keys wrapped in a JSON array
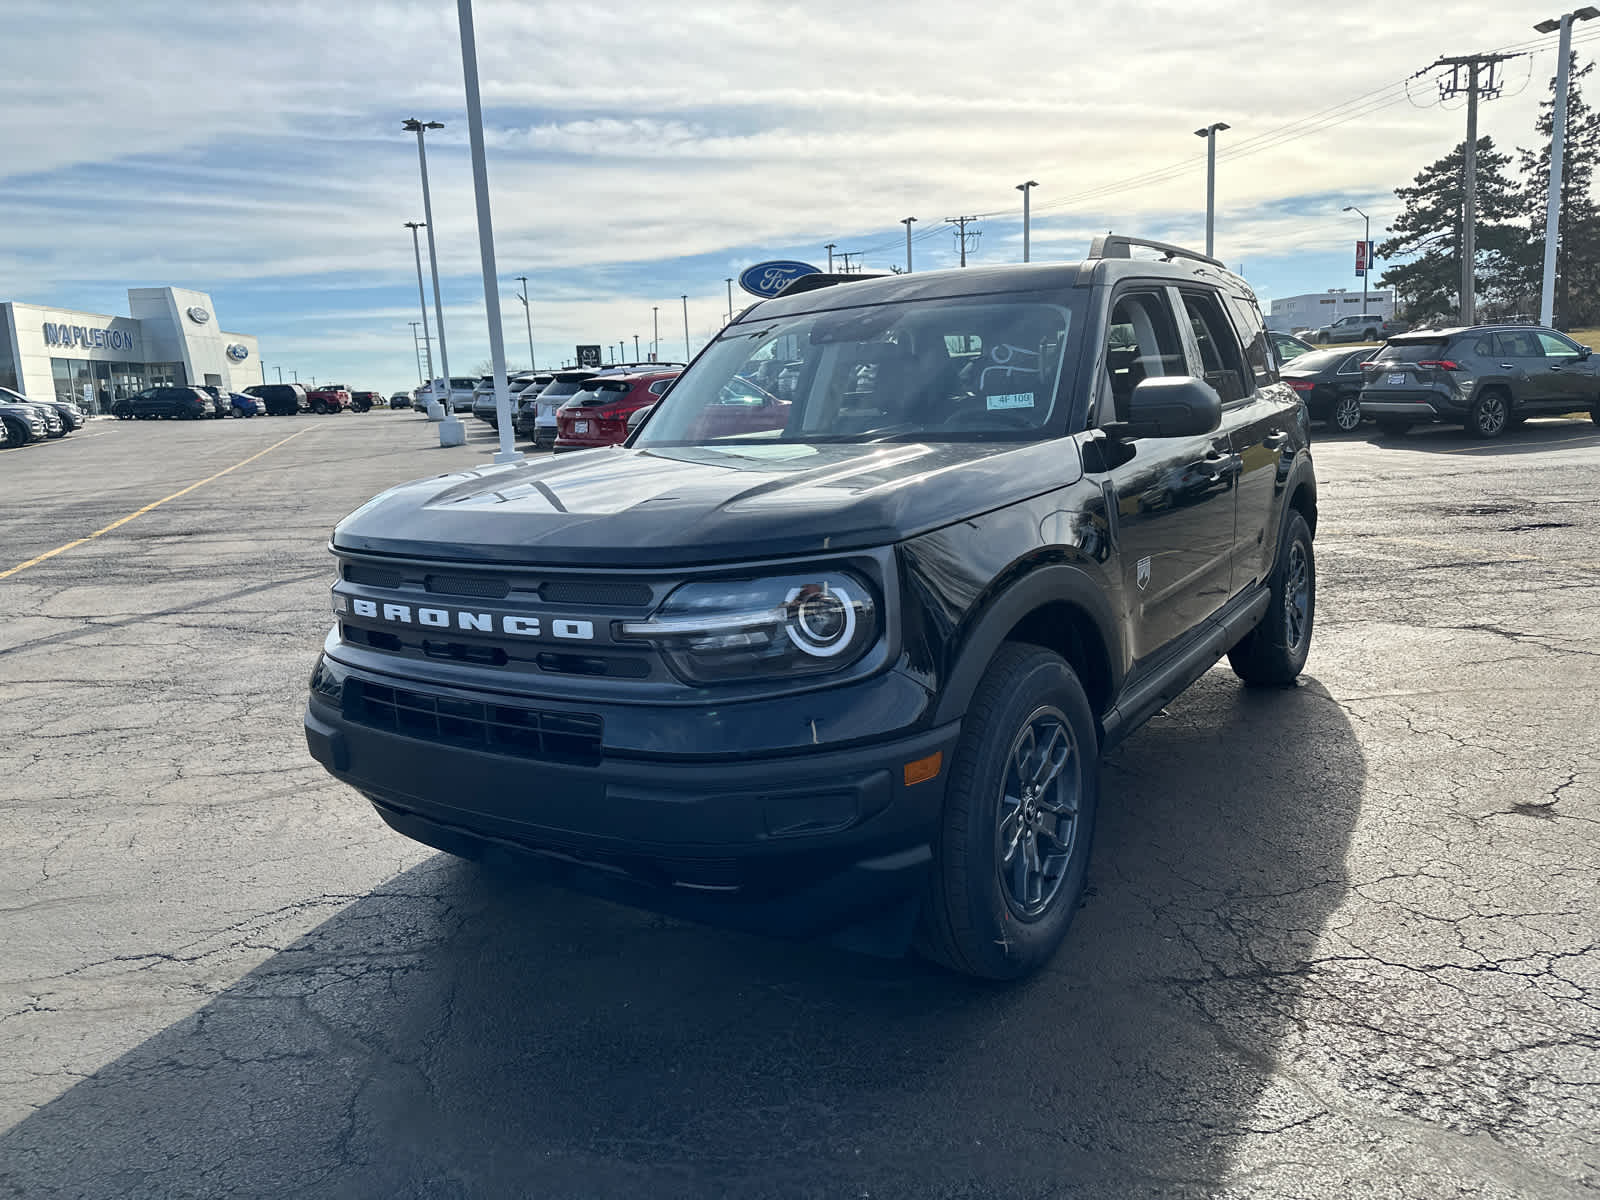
[{"x1": 304, "y1": 666, "x2": 956, "y2": 944}]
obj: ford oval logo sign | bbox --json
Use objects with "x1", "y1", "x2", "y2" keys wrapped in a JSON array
[
  {"x1": 226, "y1": 343, "x2": 249, "y2": 362},
  {"x1": 186, "y1": 306, "x2": 211, "y2": 324},
  {"x1": 738, "y1": 260, "x2": 822, "y2": 299}
]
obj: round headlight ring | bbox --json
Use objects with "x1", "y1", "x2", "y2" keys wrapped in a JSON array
[{"x1": 783, "y1": 583, "x2": 858, "y2": 658}]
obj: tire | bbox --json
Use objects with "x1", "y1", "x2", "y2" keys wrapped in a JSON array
[
  {"x1": 1363, "y1": 328, "x2": 1378, "y2": 341},
  {"x1": 1, "y1": 418, "x2": 28, "y2": 446},
  {"x1": 1331, "y1": 392, "x2": 1362, "y2": 433},
  {"x1": 1228, "y1": 510, "x2": 1315, "y2": 686},
  {"x1": 1468, "y1": 388, "x2": 1510, "y2": 439},
  {"x1": 311, "y1": 401, "x2": 327, "y2": 415},
  {"x1": 916, "y1": 644, "x2": 1100, "y2": 980},
  {"x1": 1376, "y1": 419, "x2": 1409, "y2": 438},
  {"x1": 1590, "y1": 403, "x2": 1599, "y2": 427}
]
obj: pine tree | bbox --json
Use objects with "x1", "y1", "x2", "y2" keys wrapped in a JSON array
[
  {"x1": 1376, "y1": 137, "x2": 1529, "y2": 321},
  {"x1": 1518, "y1": 54, "x2": 1600, "y2": 328}
]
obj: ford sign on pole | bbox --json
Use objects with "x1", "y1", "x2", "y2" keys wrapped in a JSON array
[{"x1": 738, "y1": 260, "x2": 822, "y2": 299}]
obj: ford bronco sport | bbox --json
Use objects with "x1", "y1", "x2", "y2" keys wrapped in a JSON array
[{"x1": 305, "y1": 236, "x2": 1318, "y2": 980}]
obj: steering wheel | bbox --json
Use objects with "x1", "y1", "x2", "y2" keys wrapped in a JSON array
[{"x1": 719, "y1": 376, "x2": 783, "y2": 406}]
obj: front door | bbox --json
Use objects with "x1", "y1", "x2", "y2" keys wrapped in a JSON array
[
  {"x1": 1534, "y1": 330, "x2": 1597, "y2": 410},
  {"x1": 1091, "y1": 287, "x2": 1238, "y2": 665}
]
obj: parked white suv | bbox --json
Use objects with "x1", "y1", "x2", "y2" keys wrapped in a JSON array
[{"x1": 418, "y1": 376, "x2": 478, "y2": 412}]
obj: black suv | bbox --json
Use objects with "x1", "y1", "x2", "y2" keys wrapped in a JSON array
[
  {"x1": 305, "y1": 237, "x2": 1318, "y2": 980},
  {"x1": 1360, "y1": 324, "x2": 1600, "y2": 438},
  {"x1": 245, "y1": 383, "x2": 311, "y2": 416},
  {"x1": 130, "y1": 386, "x2": 211, "y2": 420}
]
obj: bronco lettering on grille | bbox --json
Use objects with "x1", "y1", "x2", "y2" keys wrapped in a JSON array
[{"x1": 347, "y1": 597, "x2": 594, "y2": 640}]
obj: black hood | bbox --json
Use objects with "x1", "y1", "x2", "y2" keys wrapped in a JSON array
[{"x1": 332, "y1": 440, "x2": 1082, "y2": 567}]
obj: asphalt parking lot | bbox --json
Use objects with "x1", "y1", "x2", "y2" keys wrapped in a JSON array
[{"x1": 2, "y1": 412, "x2": 1597, "y2": 1199}]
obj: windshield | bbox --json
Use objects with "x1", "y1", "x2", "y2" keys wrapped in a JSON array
[{"x1": 636, "y1": 296, "x2": 1076, "y2": 446}]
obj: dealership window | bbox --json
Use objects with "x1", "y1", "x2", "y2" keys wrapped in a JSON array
[{"x1": 0, "y1": 325, "x2": 16, "y2": 393}]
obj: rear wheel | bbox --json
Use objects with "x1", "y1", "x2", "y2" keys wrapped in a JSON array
[
  {"x1": 1228, "y1": 510, "x2": 1315, "y2": 686},
  {"x1": 1468, "y1": 388, "x2": 1511, "y2": 439},
  {"x1": 1331, "y1": 392, "x2": 1362, "y2": 433},
  {"x1": 310, "y1": 400, "x2": 327, "y2": 415},
  {"x1": 916, "y1": 644, "x2": 1099, "y2": 980}
]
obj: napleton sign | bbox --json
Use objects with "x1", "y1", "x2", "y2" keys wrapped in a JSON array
[{"x1": 42, "y1": 323, "x2": 136, "y2": 351}]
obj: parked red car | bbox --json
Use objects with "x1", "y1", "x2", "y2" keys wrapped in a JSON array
[
  {"x1": 305, "y1": 385, "x2": 352, "y2": 414},
  {"x1": 553, "y1": 369, "x2": 680, "y2": 451}
]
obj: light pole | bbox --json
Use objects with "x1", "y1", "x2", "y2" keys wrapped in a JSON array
[
  {"x1": 652, "y1": 306, "x2": 659, "y2": 361},
  {"x1": 725, "y1": 277, "x2": 734, "y2": 323},
  {"x1": 515, "y1": 274, "x2": 535, "y2": 371},
  {"x1": 824, "y1": 243, "x2": 836, "y2": 272},
  {"x1": 402, "y1": 119, "x2": 455, "y2": 437},
  {"x1": 409, "y1": 321, "x2": 424, "y2": 385},
  {"x1": 682, "y1": 294, "x2": 690, "y2": 360},
  {"x1": 634, "y1": 334, "x2": 641, "y2": 359},
  {"x1": 275, "y1": 366, "x2": 283, "y2": 383},
  {"x1": 1534, "y1": 8, "x2": 1599, "y2": 327},
  {"x1": 1193, "y1": 122, "x2": 1230, "y2": 258},
  {"x1": 901, "y1": 217, "x2": 916, "y2": 272},
  {"x1": 1342, "y1": 205, "x2": 1371, "y2": 317},
  {"x1": 1016, "y1": 181, "x2": 1038, "y2": 262},
  {"x1": 453, "y1": 0, "x2": 521, "y2": 464},
  {"x1": 404, "y1": 222, "x2": 435, "y2": 393}
]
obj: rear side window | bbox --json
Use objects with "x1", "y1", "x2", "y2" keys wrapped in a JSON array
[
  {"x1": 648, "y1": 378, "x2": 675, "y2": 396},
  {"x1": 1181, "y1": 291, "x2": 1249, "y2": 404},
  {"x1": 1223, "y1": 293, "x2": 1277, "y2": 385},
  {"x1": 1375, "y1": 339, "x2": 1449, "y2": 363}
]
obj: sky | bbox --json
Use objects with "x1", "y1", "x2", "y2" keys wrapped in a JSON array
[{"x1": 0, "y1": 0, "x2": 1585, "y2": 397}]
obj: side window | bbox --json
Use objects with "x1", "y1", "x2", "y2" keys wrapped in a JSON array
[
  {"x1": 1102, "y1": 291, "x2": 1186, "y2": 423},
  {"x1": 1536, "y1": 331, "x2": 1580, "y2": 362},
  {"x1": 1500, "y1": 330, "x2": 1544, "y2": 359},
  {"x1": 648, "y1": 378, "x2": 674, "y2": 396},
  {"x1": 1224, "y1": 294, "x2": 1277, "y2": 385},
  {"x1": 1181, "y1": 291, "x2": 1249, "y2": 403},
  {"x1": 1472, "y1": 334, "x2": 1496, "y2": 356}
]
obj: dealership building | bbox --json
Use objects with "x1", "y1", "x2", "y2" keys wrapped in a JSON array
[
  {"x1": 1267, "y1": 288, "x2": 1397, "y2": 333},
  {"x1": 0, "y1": 287, "x2": 261, "y2": 415}
]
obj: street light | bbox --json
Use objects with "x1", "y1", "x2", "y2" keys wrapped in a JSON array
[
  {"x1": 404, "y1": 222, "x2": 436, "y2": 395},
  {"x1": 1534, "y1": 7, "x2": 1600, "y2": 327},
  {"x1": 634, "y1": 334, "x2": 641, "y2": 360},
  {"x1": 1342, "y1": 205, "x2": 1371, "y2": 317},
  {"x1": 901, "y1": 217, "x2": 917, "y2": 273},
  {"x1": 515, "y1": 275, "x2": 534, "y2": 372},
  {"x1": 1016, "y1": 181, "x2": 1038, "y2": 263},
  {"x1": 652, "y1": 306, "x2": 659, "y2": 361},
  {"x1": 1193, "y1": 121, "x2": 1230, "y2": 258},
  {"x1": 402, "y1": 118, "x2": 457, "y2": 441},
  {"x1": 682, "y1": 294, "x2": 690, "y2": 360}
]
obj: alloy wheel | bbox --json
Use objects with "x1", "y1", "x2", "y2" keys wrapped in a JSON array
[
  {"x1": 995, "y1": 706, "x2": 1081, "y2": 919},
  {"x1": 1333, "y1": 394, "x2": 1362, "y2": 432},
  {"x1": 1283, "y1": 542, "x2": 1310, "y2": 650},
  {"x1": 1476, "y1": 393, "x2": 1507, "y2": 437}
]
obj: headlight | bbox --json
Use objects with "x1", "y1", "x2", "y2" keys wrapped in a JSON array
[{"x1": 619, "y1": 572, "x2": 877, "y2": 683}]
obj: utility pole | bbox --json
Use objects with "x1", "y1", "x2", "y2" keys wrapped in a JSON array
[
  {"x1": 837, "y1": 251, "x2": 861, "y2": 274},
  {"x1": 515, "y1": 275, "x2": 535, "y2": 371},
  {"x1": 946, "y1": 216, "x2": 980, "y2": 267},
  {"x1": 1016, "y1": 181, "x2": 1038, "y2": 262},
  {"x1": 824, "y1": 243, "x2": 836, "y2": 272},
  {"x1": 1431, "y1": 53, "x2": 1512, "y2": 325},
  {"x1": 901, "y1": 217, "x2": 917, "y2": 272},
  {"x1": 409, "y1": 320, "x2": 424, "y2": 384},
  {"x1": 681, "y1": 294, "x2": 690, "y2": 360},
  {"x1": 652, "y1": 306, "x2": 659, "y2": 361}
]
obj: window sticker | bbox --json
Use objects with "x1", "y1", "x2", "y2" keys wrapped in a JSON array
[{"x1": 986, "y1": 392, "x2": 1035, "y2": 411}]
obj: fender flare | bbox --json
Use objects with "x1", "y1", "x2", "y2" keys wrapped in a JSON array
[{"x1": 932, "y1": 562, "x2": 1125, "y2": 727}]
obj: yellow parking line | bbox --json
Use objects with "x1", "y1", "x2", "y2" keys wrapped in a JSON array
[{"x1": 0, "y1": 426, "x2": 316, "y2": 580}]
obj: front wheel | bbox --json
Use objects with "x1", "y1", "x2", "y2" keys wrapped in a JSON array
[
  {"x1": 1590, "y1": 402, "x2": 1600, "y2": 427},
  {"x1": 916, "y1": 644, "x2": 1099, "y2": 980},
  {"x1": 1228, "y1": 510, "x2": 1314, "y2": 686},
  {"x1": 1331, "y1": 392, "x2": 1362, "y2": 433}
]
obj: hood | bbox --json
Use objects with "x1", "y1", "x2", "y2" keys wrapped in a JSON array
[{"x1": 333, "y1": 439, "x2": 1082, "y2": 567}]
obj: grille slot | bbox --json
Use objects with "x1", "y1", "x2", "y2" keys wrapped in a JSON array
[
  {"x1": 538, "y1": 580, "x2": 653, "y2": 607},
  {"x1": 346, "y1": 680, "x2": 602, "y2": 765},
  {"x1": 344, "y1": 564, "x2": 403, "y2": 588},
  {"x1": 536, "y1": 652, "x2": 650, "y2": 679},
  {"x1": 425, "y1": 573, "x2": 511, "y2": 599}
]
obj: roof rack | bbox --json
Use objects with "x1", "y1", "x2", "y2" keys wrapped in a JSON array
[{"x1": 1087, "y1": 235, "x2": 1223, "y2": 269}]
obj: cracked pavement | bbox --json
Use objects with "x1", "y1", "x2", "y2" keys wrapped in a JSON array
[{"x1": 1, "y1": 413, "x2": 1597, "y2": 1198}]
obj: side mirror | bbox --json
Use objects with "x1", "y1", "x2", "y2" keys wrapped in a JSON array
[
  {"x1": 1111, "y1": 376, "x2": 1222, "y2": 440},
  {"x1": 1580, "y1": 345, "x2": 1592, "y2": 360}
]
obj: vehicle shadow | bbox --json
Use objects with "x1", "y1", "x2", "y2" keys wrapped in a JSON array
[
  {"x1": 1366, "y1": 416, "x2": 1600, "y2": 455},
  {"x1": 0, "y1": 670, "x2": 1364, "y2": 1199}
]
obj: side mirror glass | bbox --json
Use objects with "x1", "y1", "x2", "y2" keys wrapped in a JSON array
[
  {"x1": 1580, "y1": 345, "x2": 1592, "y2": 360},
  {"x1": 1114, "y1": 376, "x2": 1223, "y2": 439}
]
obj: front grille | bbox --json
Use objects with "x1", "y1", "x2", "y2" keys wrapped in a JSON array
[
  {"x1": 345, "y1": 563, "x2": 403, "y2": 588},
  {"x1": 538, "y1": 580, "x2": 653, "y2": 607},
  {"x1": 425, "y1": 573, "x2": 511, "y2": 599},
  {"x1": 346, "y1": 680, "x2": 603, "y2": 765}
]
